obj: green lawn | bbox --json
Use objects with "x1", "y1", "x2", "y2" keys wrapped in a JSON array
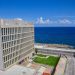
[
  {"x1": 37, "y1": 54, "x2": 46, "y2": 57},
  {"x1": 33, "y1": 55, "x2": 60, "y2": 66}
]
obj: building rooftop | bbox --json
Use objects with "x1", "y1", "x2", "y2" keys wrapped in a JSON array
[{"x1": 0, "y1": 18, "x2": 33, "y2": 27}]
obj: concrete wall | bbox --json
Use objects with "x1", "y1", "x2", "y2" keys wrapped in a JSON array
[
  {"x1": 0, "y1": 27, "x2": 4, "y2": 70},
  {"x1": 36, "y1": 48, "x2": 74, "y2": 57}
]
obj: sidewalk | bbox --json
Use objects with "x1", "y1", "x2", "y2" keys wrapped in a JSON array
[{"x1": 54, "y1": 57, "x2": 67, "y2": 75}]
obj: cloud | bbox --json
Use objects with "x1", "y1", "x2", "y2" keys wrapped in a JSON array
[
  {"x1": 35, "y1": 17, "x2": 75, "y2": 25},
  {"x1": 58, "y1": 19, "x2": 72, "y2": 24},
  {"x1": 36, "y1": 17, "x2": 44, "y2": 24},
  {"x1": 36, "y1": 17, "x2": 52, "y2": 24}
]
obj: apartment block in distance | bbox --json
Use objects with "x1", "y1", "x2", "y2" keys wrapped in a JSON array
[{"x1": 0, "y1": 19, "x2": 34, "y2": 70}]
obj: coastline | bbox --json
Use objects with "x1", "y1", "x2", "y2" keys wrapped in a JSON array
[
  {"x1": 34, "y1": 43, "x2": 74, "y2": 49},
  {"x1": 35, "y1": 27, "x2": 75, "y2": 49}
]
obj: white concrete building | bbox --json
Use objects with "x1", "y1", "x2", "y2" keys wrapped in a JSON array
[{"x1": 0, "y1": 19, "x2": 34, "y2": 70}]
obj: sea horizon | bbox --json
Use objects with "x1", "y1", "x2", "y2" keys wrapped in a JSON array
[{"x1": 34, "y1": 27, "x2": 75, "y2": 48}]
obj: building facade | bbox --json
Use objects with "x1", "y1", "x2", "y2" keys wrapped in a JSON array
[{"x1": 0, "y1": 19, "x2": 34, "y2": 70}]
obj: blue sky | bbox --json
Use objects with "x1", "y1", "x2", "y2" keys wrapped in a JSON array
[{"x1": 0, "y1": 0, "x2": 75, "y2": 27}]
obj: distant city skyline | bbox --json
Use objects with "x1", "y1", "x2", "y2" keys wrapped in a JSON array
[{"x1": 0, "y1": 0, "x2": 75, "y2": 27}]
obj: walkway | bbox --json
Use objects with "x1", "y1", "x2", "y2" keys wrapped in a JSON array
[{"x1": 54, "y1": 57, "x2": 67, "y2": 75}]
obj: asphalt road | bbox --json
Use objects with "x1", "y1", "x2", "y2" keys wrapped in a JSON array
[{"x1": 65, "y1": 57, "x2": 75, "y2": 75}]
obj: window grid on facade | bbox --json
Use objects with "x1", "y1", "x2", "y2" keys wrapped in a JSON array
[{"x1": 0, "y1": 23, "x2": 34, "y2": 70}]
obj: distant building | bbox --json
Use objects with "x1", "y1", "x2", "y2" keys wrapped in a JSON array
[{"x1": 0, "y1": 19, "x2": 34, "y2": 70}]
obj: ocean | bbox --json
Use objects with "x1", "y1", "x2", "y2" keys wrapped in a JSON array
[{"x1": 34, "y1": 27, "x2": 75, "y2": 48}]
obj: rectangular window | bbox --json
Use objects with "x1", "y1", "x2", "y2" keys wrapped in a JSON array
[
  {"x1": 1, "y1": 28, "x2": 3, "y2": 35},
  {"x1": 4, "y1": 57, "x2": 5, "y2": 62},
  {"x1": 3, "y1": 43, "x2": 5, "y2": 49},
  {"x1": 4, "y1": 43, "x2": 6, "y2": 49},
  {"x1": 8, "y1": 55, "x2": 10, "y2": 60},
  {"x1": 4, "y1": 63, "x2": 6, "y2": 68},
  {"x1": 6, "y1": 28, "x2": 7, "y2": 35},
  {"x1": 10, "y1": 28, "x2": 11, "y2": 34},
  {"x1": 18, "y1": 27, "x2": 21, "y2": 33},
  {"x1": 11, "y1": 48, "x2": 13, "y2": 53},
  {"x1": 8, "y1": 48, "x2": 10, "y2": 54},
  {"x1": 4, "y1": 28, "x2": 5, "y2": 35},
  {"x1": 13, "y1": 53, "x2": 15, "y2": 57},
  {"x1": 12, "y1": 59, "x2": 14, "y2": 64},
  {"x1": 7, "y1": 28, "x2": 10, "y2": 35},
  {"x1": 2, "y1": 36, "x2": 4, "y2": 42},
  {"x1": 9, "y1": 60, "x2": 11, "y2": 65},
  {"x1": 6, "y1": 56, "x2": 8, "y2": 61},
  {"x1": 15, "y1": 28, "x2": 17, "y2": 34},
  {"x1": 10, "y1": 54, "x2": 12, "y2": 59}
]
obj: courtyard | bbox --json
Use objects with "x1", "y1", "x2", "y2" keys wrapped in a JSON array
[
  {"x1": 33, "y1": 54, "x2": 60, "y2": 67},
  {"x1": 17, "y1": 54, "x2": 60, "y2": 75}
]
